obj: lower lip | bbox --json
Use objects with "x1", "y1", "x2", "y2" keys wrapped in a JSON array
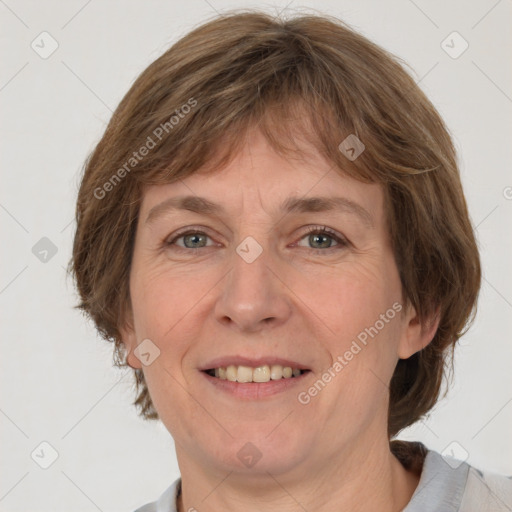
[{"x1": 201, "y1": 371, "x2": 311, "y2": 399}]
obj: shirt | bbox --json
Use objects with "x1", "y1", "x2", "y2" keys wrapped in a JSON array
[{"x1": 133, "y1": 445, "x2": 512, "y2": 511}]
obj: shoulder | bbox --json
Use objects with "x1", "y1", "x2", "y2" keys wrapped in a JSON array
[
  {"x1": 459, "y1": 465, "x2": 512, "y2": 511},
  {"x1": 399, "y1": 442, "x2": 512, "y2": 512},
  {"x1": 132, "y1": 478, "x2": 181, "y2": 512}
]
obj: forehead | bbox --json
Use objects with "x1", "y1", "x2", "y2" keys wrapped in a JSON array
[{"x1": 139, "y1": 128, "x2": 384, "y2": 222}]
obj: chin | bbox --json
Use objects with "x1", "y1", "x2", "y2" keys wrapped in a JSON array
[{"x1": 194, "y1": 425, "x2": 312, "y2": 475}]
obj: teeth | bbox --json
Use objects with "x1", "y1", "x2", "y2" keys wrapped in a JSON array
[
  {"x1": 253, "y1": 365, "x2": 270, "y2": 382},
  {"x1": 209, "y1": 364, "x2": 304, "y2": 382},
  {"x1": 270, "y1": 364, "x2": 283, "y2": 380},
  {"x1": 226, "y1": 365, "x2": 237, "y2": 382},
  {"x1": 237, "y1": 365, "x2": 253, "y2": 383}
]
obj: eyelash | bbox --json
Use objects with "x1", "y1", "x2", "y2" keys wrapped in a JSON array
[{"x1": 164, "y1": 225, "x2": 349, "y2": 255}]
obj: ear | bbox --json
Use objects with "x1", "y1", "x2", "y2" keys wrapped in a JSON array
[
  {"x1": 397, "y1": 303, "x2": 441, "y2": 359},
  {"x1": 119, "y1": 311, "x2": 143, "y2": 370}
]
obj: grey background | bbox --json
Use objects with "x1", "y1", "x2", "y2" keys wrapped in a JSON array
[{"x1": 1, "y1": 0, "x2": 511, "y2": 510}]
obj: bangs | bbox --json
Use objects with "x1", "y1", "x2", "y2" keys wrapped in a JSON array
[
  {"x1": 119, "y1": 29, "x2": 383, "y2": 189},
  {"x1": 142, "y1": 96, "x2": 374, "y2": 187}
]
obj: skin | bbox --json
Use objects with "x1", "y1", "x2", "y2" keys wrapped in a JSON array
[{"x1": 121, "y1": 127, "x2": 439, "y2": 511}]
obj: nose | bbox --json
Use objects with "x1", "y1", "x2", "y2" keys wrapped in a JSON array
[{"x1": 214, "y1": 238, "x2": 292, "y2": 333}]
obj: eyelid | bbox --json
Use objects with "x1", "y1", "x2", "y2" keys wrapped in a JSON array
[
  {"x1": 294, "y1": 225, "x2": 349, "y2": 250},
  {"x1": 165, "y1": 225, "x2": 218, "y2": 247},
  {"x1": 164, "y1": 224, "x2": 349, "y2": 252}
]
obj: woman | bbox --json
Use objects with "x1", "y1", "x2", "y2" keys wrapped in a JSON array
[{"x1": 71, "y1": 10, "x2": 512, "y2": 511}]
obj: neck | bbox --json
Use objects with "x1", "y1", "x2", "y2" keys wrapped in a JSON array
[{"x1": 175, "y1": 436, "x2": 421, "y2": 512}]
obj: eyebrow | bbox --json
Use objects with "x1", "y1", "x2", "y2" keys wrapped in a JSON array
[{"x1": 145, "y1": 194, "x2": 374, "y2": 228}]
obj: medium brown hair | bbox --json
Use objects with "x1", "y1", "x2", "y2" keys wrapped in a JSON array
[{"x1": 71, "y1": 9, "x2": 481, "y2": 439}]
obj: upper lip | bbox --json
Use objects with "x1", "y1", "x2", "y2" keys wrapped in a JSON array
[{"x1": 199, "y1": 356, "x2": 310, "y2": 371}]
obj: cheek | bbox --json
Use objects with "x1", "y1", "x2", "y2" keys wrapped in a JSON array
[
  {"x1": 316, "y1": 261, "x2": 399, "y2": 334},
  {"x1": 314, "y1": 260, "x2": 403, "y2": 389},
  {"x1": 130, "y1": 260, "x2": 208, "y2": 338},
  {"x1": 141, "y1": 363, "x2": 197, "y2": 444}
]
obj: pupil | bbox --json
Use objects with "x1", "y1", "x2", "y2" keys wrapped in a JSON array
[
  {"x1": 183, "y1": 233, "x2": 332, "y2": 249},
  {"x1": 312, "y1": 234, "x2": 330, "y2": 248},
  {"x1": 184, "y1": 233, "x2": 205, "y2": 248}
]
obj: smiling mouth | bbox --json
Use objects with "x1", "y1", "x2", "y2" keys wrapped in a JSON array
[{"x1": 203, "y1": 364, "x2": 310, "y2": 383}]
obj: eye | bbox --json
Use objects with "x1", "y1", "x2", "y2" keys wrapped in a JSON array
[
  {"x1": 166, "y1": 229, "x2": 215, "y2": 251},
  {"x1": 164, "y1": 225, "x2": 349, "y2": 254},
  {"x1": 295, "y1": 226, "x2": 348, "y2": 252}
]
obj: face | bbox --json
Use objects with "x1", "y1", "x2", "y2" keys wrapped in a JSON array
[{"x1": 121, "y1": 128, "x2": 427, "y2": 478}]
